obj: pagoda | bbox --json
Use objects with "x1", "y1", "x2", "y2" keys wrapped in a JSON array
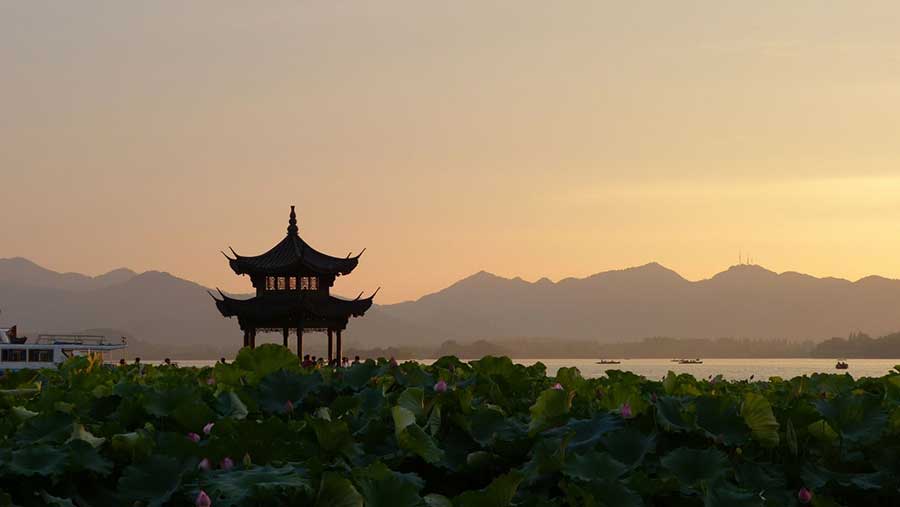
[{"x1": 211, "y1": 206, "x2": 376, "y2": 362}]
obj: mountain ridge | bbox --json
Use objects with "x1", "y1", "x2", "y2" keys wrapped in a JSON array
[
  {"x1": 391, "y1": 262, "x2": 895, "y2": 306},
  {"x1": 2, "y1": 257, "x2": 900, "y2": 356}
]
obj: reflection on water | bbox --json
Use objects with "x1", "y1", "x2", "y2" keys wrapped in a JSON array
[
  {"x1": 156, "y1": 357, "x2": 900, "y2": 380},
  {"x1": 504, "y1": 358, "x2": 900, "y2": 380}
]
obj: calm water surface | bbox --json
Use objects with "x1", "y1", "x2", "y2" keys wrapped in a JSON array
[
  {"x1": 164, "y1": 358, "x2": 900, "y2": 380},
  {"x1": 512, "y1": 358, "x2": 900, "y2": 380}
]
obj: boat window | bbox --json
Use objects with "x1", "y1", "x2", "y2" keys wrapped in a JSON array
[
  {"x1": 28, "y1": 349, "x2": 54, "y2": 362},
  {"x1": 289, "y1": 276, "x2": 297, "y2": 290},
  {"x1": 1, "y1": 349, "x2": 26, "y2": 362},
  {"x1": 277, "y1": 277, "x2": 286, "y2": 290}
]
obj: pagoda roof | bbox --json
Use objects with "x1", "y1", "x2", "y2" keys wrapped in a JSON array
[
  {"x1": 224, "y1": 206, "x2": 363, "y2": 276},
  {"x1": 210, "y1": 289, "x2": 376, "y2": 323}
]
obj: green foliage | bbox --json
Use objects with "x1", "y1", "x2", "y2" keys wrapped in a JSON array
[
  {"x1": 660, "y1": 447, "x2": 728, "y2": 485},
  {"x1": 315, "y1": 472, "x2": 363, "y2": 507},
  {"x1": 353, "y1": 462, "x2": 424, "y2": 507},
  {"x1": 741, "y1": 393, "x2": 780, "y2": 448},
  {"x1": 0, "y1": 354, "x2": 898, "y2": 505},
  {"x1": 117, "y1": 455, "x2": 184, "y2": 507},
  {"x1": 233, "y1": 344, "x2": 301, "y2": 379},
  {"x1": 453, "y1": 471, "x2": 522, "y2": 507},
  {"x1": 215, "y1": 391, "x2": 249, "y2": 420},
  {"x1": 188, "y1": 465, "x2": 313, "y2": 507},
  {"x1": 528, "y1": 388, "x2": 572, "y2": 434}
]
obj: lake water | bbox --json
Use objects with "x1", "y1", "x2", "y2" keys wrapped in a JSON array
[
  {"x1": 511, "y1": 358, "x2": 900, "y2": 380},
  {"x1": 159, "y1": 358, "x2": 900, "y2": 380}
]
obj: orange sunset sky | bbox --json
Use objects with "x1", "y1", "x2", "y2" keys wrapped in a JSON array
[{"x1": 2, "y1": 2, "x2": 900, "y2": 304}]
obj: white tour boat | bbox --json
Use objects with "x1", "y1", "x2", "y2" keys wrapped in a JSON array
[{"x1": 0, "y1": 327, "x2": 127, "y2": 371}]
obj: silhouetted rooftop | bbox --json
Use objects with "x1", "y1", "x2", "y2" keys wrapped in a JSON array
[
  {"x1": 212, "y1": 290, "x2": 374, "y2": 321},
  {"x1": 225, "y1": 206, "x2": 362, "y2": 276}
]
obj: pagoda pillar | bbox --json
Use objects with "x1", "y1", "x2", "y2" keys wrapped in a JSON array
[
  {"x1": 296, "y1": 328, "x2": 303, "y2": 358},
  {"x1": 250, "y1": 328, "x2": 257, "y2": 349},
  {"x1": 327, "y1": 329, "x2": 334, "y2": 363},
  {"x1": 282, "y1": 327, "x2": 289, "y2": 348},
  {"x1": 336, "y1": 330, "x2": 343, "y2": 366},
  {"x1": 243, "y1": 329, "x2": 249, "y2": 348}
]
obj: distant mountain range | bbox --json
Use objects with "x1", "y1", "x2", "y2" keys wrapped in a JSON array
[{"x1": 2, "y1": 257, "x2": 900, "y2": 357}]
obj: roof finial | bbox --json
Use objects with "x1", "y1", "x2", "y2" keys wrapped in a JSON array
[{"x1": 287, "y1": 205, "x2": 298, "y2": 235}]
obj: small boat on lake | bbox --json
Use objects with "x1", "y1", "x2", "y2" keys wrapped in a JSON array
[
  {"x1": 677, "y1": 358, "x2": 703, "y2": 364},
  {"x1": 835, "y1": 360, "x2": 849, "y2": 370},
  {"x1": 596, "y1": 359, "x2": 622, "y2": 365}
]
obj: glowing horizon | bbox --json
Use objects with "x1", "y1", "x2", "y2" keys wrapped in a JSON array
[{"x1": 3, "y1": 2, "x2": 900, "y2": 304}]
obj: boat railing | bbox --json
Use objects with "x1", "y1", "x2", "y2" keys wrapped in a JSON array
[{"x1": 35, "y1": 334, "x2": 124, "y2": 346}]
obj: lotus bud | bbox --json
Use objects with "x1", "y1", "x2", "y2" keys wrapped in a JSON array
[
  {"x1": 196, "y1": 490, "x2": 212, "y2": 507},
  {"x1": 198, "y1": 458, "x2": 211, "y2": 471},
  {"x1": 620, "y1": 403, "x2": 633, "y2": 419},
  {"x1": 242, "y1": 453, "x2": 252, "y2": 467},
  {"x1": 285, "y1": 400, "x2": 294, "y2": 413},
  {"x1": 389, "y1": 357, "x2": 398, "y2": 368},
  {"x1": 203, "y1": 422, "x2": 215, "y2": 435},
  {"x1": 206, "y1": 377, "x2": 216, "y2": 386},
  {"x1": 797, "y1": 487, "x2": 813, "y2": 504},
  {"x1": 187, "y1": 432, "x2": 201, "y2": 443},
  {"x1": 220, "y1": 457, "x2": 234, "y2": 471},
  {"x1": 434, "y1": 379, "x2": 448, "y2": 393},
  {"x1": 551, "y1": 383, "x2": 564, "y2": 391}
]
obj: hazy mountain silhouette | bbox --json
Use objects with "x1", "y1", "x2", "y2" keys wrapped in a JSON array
[
  {"x1": 2, "y1": 258, "x2": 900, "y2": 356},
  {"x1": 0, "y1": 257, "x2": 138, "y2": 292},
  {"x1": 0, "y1": 263, "x2": 235, "y2": 347},
  {"x1": 362, "y1": 263, "x2": 900, "y2": 347}
]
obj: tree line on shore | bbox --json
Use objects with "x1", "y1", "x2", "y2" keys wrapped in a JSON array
[
  {"x1": 352, "y1": 332, "x2": 900, "y2": 360},
  {"x1": 810, "y1": 331, "x2": 900, "y2": 358},
  {"x1": 104, "y1": 331, "x2": 900, "y2": 361}
]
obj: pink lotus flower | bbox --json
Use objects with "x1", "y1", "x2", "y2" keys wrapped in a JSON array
[
  {"x1": 434, "y1": 379, "x2": 448, "y2": 393},
  {"x1": 220, "y1": 457, "x2": 234, "y2": 471},
  {"x1": 285, "y1": 400, "x2": 294, "y2": 413},
  {"x1": 206, "y1": 377, "x2": 216, "y2": 386},
  {"x1": 198, "y1": 458, "x2": 212, "y2": 471},
  {"x1": 798, "y1": 487, "x2": 813, "y2": 504},
  {"x1": 203, "y1": 422, "x2": 215, "y2": 435},
  {"x1": 551, "y1": 383, "x2": 564, "y2": 391},
  {"x1": 196, "y1": 490, "x2": 212, "y2": 507},
  {"x1": 187, "y1": 432, "x2": 201, "y2": 443},
  {"x1": 389, "y1": 357, "x2": 398, "y2": 367},
  {"x1": 620, "y1": 403, "x2": 633, "y2": 419}
]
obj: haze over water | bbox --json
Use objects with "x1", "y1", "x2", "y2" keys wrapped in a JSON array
[
  {"x1": 5, "y1": 2, "x2": 900, "y2": 304},
  {"x1": 525, "y1": 358, "x2": 900, "y2": 381},
  {"x1": 167, "y1": 358, "x2": 900, "y2": 380}
]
